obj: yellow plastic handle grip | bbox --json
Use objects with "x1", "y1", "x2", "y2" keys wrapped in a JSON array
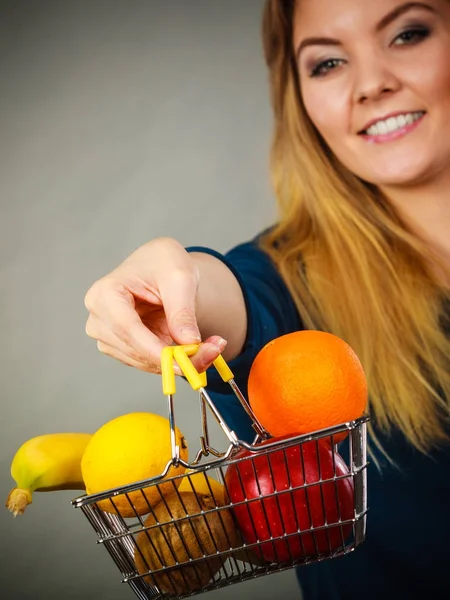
[
  {"x1": 161, "y1": 346, "x2": 176, "y2": 396},
  {"x1": 180, "y1": 344, "x2": 202, "y2": 357},
  {"x1": 161, "y1": 344, "x2": 234, "y2": 394},
  {"x1": 213, "y1": 354, "x2": 234, "y2": 382},
  {"x1": 173, "y1": 346, "x2": 207, "y2": 391}
]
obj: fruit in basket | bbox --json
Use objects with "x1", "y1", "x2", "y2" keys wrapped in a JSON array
[
  {"x1": 224, "y1": 435, "x2": 354, "y2": 564},
  {"x1": 134, "y1": 491, "x2": 239, "y2": 595},
  {"x1": 5, "y1": 432, "x2": 91, "y2": 517},
  {"x1": 178, "y1": 470, "x2": 226, "y2": 505},
  {"x1": 81, "y1": 412, "x2": 188, "y2": 517},
  {"x1": 177, "y1": 471, "x2": 268, "y2": 567},
  {"x1": 248, "y1": 330, "x2": 367, "y2": 441}
]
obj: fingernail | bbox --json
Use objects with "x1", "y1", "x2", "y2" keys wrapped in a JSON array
[
  {"x1": 215, "y1": 337, "x2": 227, "y2": 351},
  {"x1": 180, "y1": 327, "x2": 202, "y2": 342}
]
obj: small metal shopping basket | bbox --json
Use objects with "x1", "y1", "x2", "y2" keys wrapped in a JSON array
[{"x1": 73, "y1": 344, "x2": 369, "y2": 599}]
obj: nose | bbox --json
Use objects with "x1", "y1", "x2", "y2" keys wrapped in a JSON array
[{"x1": 353, "y1": 54, "x2": 401, "y2": 104}]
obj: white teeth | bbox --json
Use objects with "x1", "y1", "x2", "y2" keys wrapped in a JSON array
[
  {"x1": 365, "y1": 112, "x2": 423, "y2": 136},
  {"x1": 377, "y1": 121, "x2": 388, "y2": 134}
]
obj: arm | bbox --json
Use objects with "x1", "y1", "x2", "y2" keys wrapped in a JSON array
[
  {"x1": 84, "y1": 235, "x2": 302, "y2": 379},
  {"x1": 190, "y1": 250, "x2": 247, "y2": 361},
  {"x1": 186, "y1": 239, "x2": 304, "y2": 441}
]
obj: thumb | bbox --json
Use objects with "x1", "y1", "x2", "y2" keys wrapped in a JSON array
[{"x1": 159, "y1": 271, "x2": 202, "y2": 344}]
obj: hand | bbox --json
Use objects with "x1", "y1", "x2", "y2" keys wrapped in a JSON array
[{"x1": 84, "y1": 237, "x2": 227, "y2": 374}]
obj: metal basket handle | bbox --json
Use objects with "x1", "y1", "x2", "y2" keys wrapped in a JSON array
[{"x1": 161, "y1": 344, "x2": 270, "y2": 469}]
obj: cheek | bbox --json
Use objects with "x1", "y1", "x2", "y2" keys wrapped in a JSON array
[
  {"x1": 420, "y1": 59, "x2": 450, "y2": 105},
  {"x1": 405, "y1": 40, "x2": 450, "y2": 108},
  {"x1": 301, "y1": 84, "x2": 350, "y2": 145}
]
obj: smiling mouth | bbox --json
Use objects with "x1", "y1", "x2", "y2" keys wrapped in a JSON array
[{"x1": 359, "y1": 111, "x2": 426, "y2": 136}]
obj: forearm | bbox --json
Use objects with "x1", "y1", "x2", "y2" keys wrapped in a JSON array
[{"x1": 190, "y1": 251, "x2": 248, "y2": 361}]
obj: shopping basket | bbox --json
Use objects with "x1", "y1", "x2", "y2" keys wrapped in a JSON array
[{"x1": 73, "y1": 344, "x2": 369, "y2": 599}]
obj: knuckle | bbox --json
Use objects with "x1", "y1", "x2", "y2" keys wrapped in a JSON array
[
  {"x1": 169, "y1": 307, "x2": 198, "y2": 333},
  {"x1": 150, "y1": 236, "x2": 181, "y2": 251},
  {"x1": 172, "y1": 266, "x2": 197, "y2": 286},
  {"x1": 84, "y1": 276, "x2": 125, "y2": 313},
  {"x1": 84, "y1": 279, "x2": 105, "y2": 313},
  {"x1": 173, "y1": 306, "x2": 196, "y2": 322},
  {"x1": 192, "y1": 353, "x2": 212, "y2": 373},
  {"x1": 85, "y1": 318, "x2": 95, "y2": 339},
  {"x1": 112, "y1": 280, "x2": 133, "y2": 300},
  {"x1": 96, "y1": 341, "x2": 110, "y2": 356}
]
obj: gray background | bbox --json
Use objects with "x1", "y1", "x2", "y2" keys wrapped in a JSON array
[{"x1": 0, "y1": 1, "x2": 303, "y2": 599}]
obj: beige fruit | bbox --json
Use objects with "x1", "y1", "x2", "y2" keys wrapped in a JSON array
[
  {"x1": 134, "y1": 491, "x2": 239, "y2": 595},
  {"x1": 178, "y1": 471, "x2": 267, "y2": 567},
  {"x1": 178, "y1": 470, "x2": 225, "y2": 506}
]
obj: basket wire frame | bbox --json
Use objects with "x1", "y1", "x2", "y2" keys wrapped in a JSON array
[{"x1": 73, "y1": 345, "x2": 369, "y2": 599}]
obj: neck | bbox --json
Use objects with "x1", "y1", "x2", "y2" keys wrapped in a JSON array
[{"x1": 381, "y1": 169, "x2": 450, "y2": 270}]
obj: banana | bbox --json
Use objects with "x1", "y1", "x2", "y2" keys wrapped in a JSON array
[{"x1": 5, "y1": 432, "x2": 92, "y2": 517}]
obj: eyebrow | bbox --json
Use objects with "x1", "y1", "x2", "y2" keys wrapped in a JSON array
[{"x1": 295, "y1": 2, "x2": 437, "y2": 59}]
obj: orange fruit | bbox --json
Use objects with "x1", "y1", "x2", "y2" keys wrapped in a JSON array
[{"x1": 247, "y1": 330, "x2": 367, "y2": 440}]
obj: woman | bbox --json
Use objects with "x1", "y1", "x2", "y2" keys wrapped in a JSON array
[{"x1": 84, "y1": 0, "x2": 450, "y2": 598}]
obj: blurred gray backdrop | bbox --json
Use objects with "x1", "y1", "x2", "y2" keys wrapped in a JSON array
[{"x1": 0, "y1": 1, "x2": 302, "y2": 599}]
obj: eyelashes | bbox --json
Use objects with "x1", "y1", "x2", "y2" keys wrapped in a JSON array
[
  {"x1": 392, "y1": 25, "x2": 430, "y2": 45},
  {"x1": 309, "y1": 58, "x2": 345, "y2": 78},
  {"x1": 307, "y1": 25, "x2": 431, "y2": 79}
]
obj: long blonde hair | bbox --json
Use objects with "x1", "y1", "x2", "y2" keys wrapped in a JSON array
[{"x1": 260, "y1": 0, "x2": 450, "y2": 454}]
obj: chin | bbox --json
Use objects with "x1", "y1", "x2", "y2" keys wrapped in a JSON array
[{"x1": 358, "y1": 160, "x2": 435, "y2": 188}]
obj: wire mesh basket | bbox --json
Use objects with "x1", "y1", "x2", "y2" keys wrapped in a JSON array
[{"x1": 73, "y1": 344, "x2": 369, "y2": 599}]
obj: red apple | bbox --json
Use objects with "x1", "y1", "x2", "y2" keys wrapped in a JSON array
[{"x1": 224, "y1": 435, "x2": 354, "y2": 564}]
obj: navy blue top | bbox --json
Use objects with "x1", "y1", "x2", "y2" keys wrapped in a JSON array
[{"x1": 187, "y1": 238, "x2": 450, "y2": 600}]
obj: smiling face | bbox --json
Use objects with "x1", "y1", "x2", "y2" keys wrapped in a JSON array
[{"x1": 293, "y1": 0, "x2": 450, "y2": 190}]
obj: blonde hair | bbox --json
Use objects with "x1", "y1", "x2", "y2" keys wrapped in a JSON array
[{"x1": 260, "y1": 0, "x2": 450, "y2": 454}]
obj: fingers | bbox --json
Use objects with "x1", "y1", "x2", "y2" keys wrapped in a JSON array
[
  {"x1": 84, "y1": 239, "x2": 227, "y2": 376},
  {"x1": 96, "y1": 341, "x2": 160, "y2": 373},
  {"x1": 85, "y1": 280, "x2": 166, "y2": 364},
  {"x1": 94, "y1": 334, "x2": 226, "y2": 378},
  {"x1": 85, "y1": 314, "x2": 157, "y2": 366},
  {"x1": 188, "y1": 336, "x2": 228, "y2": 373},
  {"x1": 158, "y1": 269, "x2": 202, "y2": 345},
  {"x1": 88, "y1": 305, "x2": 227, "y2": 378}
]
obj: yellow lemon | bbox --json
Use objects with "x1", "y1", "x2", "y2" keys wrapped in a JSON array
[
  {"x1": 81, "y1": 412, "x2": 188, "y2": 517},
  {"x1": 178, "y1": 470, "x2": 226, "y2": 506}
]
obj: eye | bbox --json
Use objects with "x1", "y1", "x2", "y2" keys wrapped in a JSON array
[
  {"x1": 309, "y1": 58, "x2": 345, "y2": 78},
  {"x1": 392, "y1": 26, "x2": 430, "y2": 46}
]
